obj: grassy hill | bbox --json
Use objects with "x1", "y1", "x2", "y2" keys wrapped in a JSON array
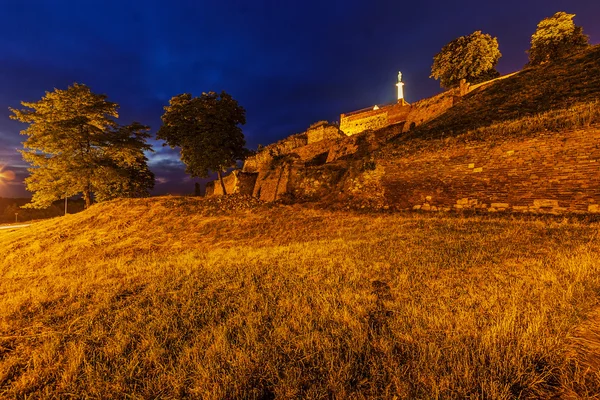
[
  {"x1": 1, "y1": 196, "x2": 599, "y2": 398},
  {"x1": 410, "y1": 44, "x2": 600, "y2": 141}
]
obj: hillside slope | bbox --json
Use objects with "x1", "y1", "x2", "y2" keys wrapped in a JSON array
[
  {"x1": 1, "y1": 196, "x2": 600, "y2": 398},
  {"x1": 289, "y1": 46, "x2": 600, "y2": 212},
  {"x1": 409, "y1": 44, "x2": 600, "y2": 140}
]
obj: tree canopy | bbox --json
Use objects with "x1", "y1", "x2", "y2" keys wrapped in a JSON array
[
  {"x1": 527, "y1": 12, "x2": 588, "y2": 66},
  {"x1": 10, "y1": 83, "x2": 154, "y2": 208},
  {"x1": 430, "y1": 31, "x2": 501, "y2": 89},
  {"x1": 157, "y1": 91, "x2": 247, "y2": 195}
]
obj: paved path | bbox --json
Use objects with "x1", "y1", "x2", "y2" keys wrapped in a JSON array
[{"x1": 0, "y1": 224, "x2": 31, "y2": 230}]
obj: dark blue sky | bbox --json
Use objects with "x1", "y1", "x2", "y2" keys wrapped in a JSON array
[{"x1": 1, "y1": 0, "x2": 599, "y2": 197}]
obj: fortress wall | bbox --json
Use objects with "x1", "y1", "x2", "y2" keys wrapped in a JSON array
[
  {"x1": 376, "y1": 127, "x2": 600, "y2": 213},
  {"x1": 327, "y1": 123, "x2": 405, "y2": 163},
  {"x1": 306, "y1": 124, "x2": 346, "y2": 144},
  {"x1": 252, "y1": 165, "x2": 291, "y2": 202},
  {"x1": 208, "y1": 171, "x2": 258, "y2": 196},
  {"x1": 294, "y1": 139, "x2": 340, "y2": 163},
  {"x1": 243, "y1": 132, "x2": 308, "y2": 173},
  {"x1": 206, "y1": 173, "x2": 237, "y2": 196},
  {"x1": 340, "y1": 102, "x2": 411, "y2": 136},
  {"x1": 340, "y1": 108, "x2": 389, "y2": 136},
  {"x1": 386, "y1": 104, "x2": 412, "y2": 124},
  {"x1": 402, "y1": 91, "x2": 454, "y2": 132}
]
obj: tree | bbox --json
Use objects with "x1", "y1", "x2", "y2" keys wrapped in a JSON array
[
  {"x1": 430, "y1": 31, "x2": 501, "y2": 89},
  {"x1": 10, "y1": 83, "x2": 154, "y2": 208},
  {"x1": 93, "y1": 122, "x2": 155, "y2": 202},
  {"x1": 527, "y1": 12, "x2": 589, "y2": 66},
  {"x1": 157, "y1": 91, "x2": 247, "y2": 195}
]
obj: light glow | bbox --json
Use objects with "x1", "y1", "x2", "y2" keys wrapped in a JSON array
[{"x1": 0, "y1": 165, "x2": 16, "y2": 186}]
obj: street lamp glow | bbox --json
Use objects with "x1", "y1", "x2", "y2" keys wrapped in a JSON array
[{"x1": 0, "y1": 166, "x2": 16, "y2": 184}]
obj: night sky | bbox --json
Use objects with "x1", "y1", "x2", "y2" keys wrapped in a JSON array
[{"x1": 1, "y1": 0, "x2": 599, "y2": 198}]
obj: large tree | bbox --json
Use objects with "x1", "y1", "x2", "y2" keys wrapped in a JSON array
[
  {"x1": 10, "y1": 83, "x2": 154, "y2": 208},
  {"x1": 527, "y1": 12, "x2": 589, "y2": 66},
  {"x1": 157, "y1": 91, "x2": 247, "y2": 194},
  {"x1": 430, "y1": 31, "x2": 501, "y2": 89}
]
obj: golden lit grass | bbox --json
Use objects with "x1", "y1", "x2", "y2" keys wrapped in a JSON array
[{"x1": 1, "y1": 196, "x2": 599, "y2": 398}]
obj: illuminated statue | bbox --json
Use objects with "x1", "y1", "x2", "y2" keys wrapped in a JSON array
[{"x1": 396, "y1": 72, "x2": 404, "y2": 102}]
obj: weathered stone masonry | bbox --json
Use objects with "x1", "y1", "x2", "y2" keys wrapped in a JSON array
[{"x1": 376, "y1": 127, "x2": 600, "y2": 214}]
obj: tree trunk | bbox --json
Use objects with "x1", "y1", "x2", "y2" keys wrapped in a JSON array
[
  {"x1": 83, "y1": 190, "x2": 92, "y2": 208},
  {"x1": 217, "y1": 170, "x2": 227, "y2": 195}
]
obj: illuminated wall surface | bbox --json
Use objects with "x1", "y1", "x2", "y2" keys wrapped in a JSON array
[{"x1": 374, "y1": 127, "x2": 600, "y2": 213}]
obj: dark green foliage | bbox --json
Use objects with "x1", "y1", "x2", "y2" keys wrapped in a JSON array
[
  {"x1": 157, "y1": 91, "x2": 247, "y2": 194},
  {"x1": 430, "y1": 31, "x2": 501, "y2": 89},
  {"x1": 528, "y1": 12, "x2": 589, "y2": 66}
]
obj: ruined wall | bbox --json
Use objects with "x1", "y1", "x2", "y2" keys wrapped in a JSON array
[
  {"x1": 251, "y1": 138, "x2": 342, "y2": 201},
  {"x1": 243, "y1": 132, "x2": 308, "y2": 173},
  {"x1": 374, "y1": 127, "x2": 600, "y2": 214},
  {"x1": 306, "y1": 123, "x2": 346, "y2": 144},
  {"x1": 402, "y1": 90, "x2": 454, "y2": 132},
  {"x1": 340, "y1": 102, "x2": 411, "y2": 136},
  {"x1": 206, "y1": 171, "x2": 258, "y2": 196},
  {"x1": 327, "y1": 123, "x2": 405, "y2": 163},
  {"x1": 340, "y1": 109, "x2": 388, "y2": 136},
  {"x1": 252, "y1": 165, "x2": 292, "y2": 202}
]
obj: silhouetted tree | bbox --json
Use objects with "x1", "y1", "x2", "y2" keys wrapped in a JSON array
[
  {"x1": 10, "y1": 83, "x2": 154, "y2": 208},
  {"x1": 157, "y1": 91, "x2": 247, "y2": 195},
  {"x1": 430, "y1": 31, "x2": 501, "y2": 89},
  {"x1": 527, "y1": 12, "x2": 589, "y2": 66}
]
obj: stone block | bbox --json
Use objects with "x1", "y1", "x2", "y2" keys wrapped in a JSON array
[
  {"x1": 533, "y1": 199, "x2": 559, "y2": 208},
  {"x1": 588, "y1": 204, "x2": 600, "y2": 213},
  {"x1": 412, "y1": 205, "x2": 421, "y2": 210},
  {"x1": 456, "y1": 198, "x2": 469, "y2": 205},
  {"x1": 473, "y1": 167, "x2": 483, "y2": 173},
  {"x1": 491, "y1": 203, "x2": 509, "y2": 208},
  {"x1": 512, "y1": 206, "x2": 528, "y2": 211},
  {"x1": 468, "y1": 163, "x2": 475, "y2": 168}
]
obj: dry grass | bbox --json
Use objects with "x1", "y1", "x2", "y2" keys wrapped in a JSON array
[
  {"x1": 404, "y1": 44, "x2": 600, "y2": 141},
  {"x1": 1, "y1": 196, "x2": 599, "y2": 398},
  {"x1": 462, "y1": 100, "x2": 600, "y2": 141}
]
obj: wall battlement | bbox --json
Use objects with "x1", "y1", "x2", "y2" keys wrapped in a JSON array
[{"x1": 340, "y1": 102, "x2": 411, "y2": 136}]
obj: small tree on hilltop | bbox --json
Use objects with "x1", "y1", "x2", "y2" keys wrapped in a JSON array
[
  {"x1": 10, "y1": 83, "x2": 154, "y2": 208},
  {"x1": 157, "y1": 91, "x2": 247, "y2": 195},
  {"x1": 527, "y1": 12, "x2": 589, "y2": 66},
  {"x1": 430, "y1": 31, "x2": 501, "y2": 89}
]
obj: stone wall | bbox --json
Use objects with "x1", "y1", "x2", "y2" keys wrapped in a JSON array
[
  {"x1": 340, "y1": 102, "x2": 411, "y2": 136},
  {"x1": 251, "y1": 138, "x2": 342, "y2": 201},
  {"x1": 374, "y1": 127, "x2": 600, "y2": 214},
  {"x1": 206, "y1": 170, "x2": 258, "y2": 196},
  {"x1": 243, "y1": 132, "x2": 308, "y2": 173},
  {"x1": 402, "y1": 90, "x2": 455, "y2": 132},
  {"x1": 252, "y1": 165, "x2": 292, "y2": 202},
  {"x1": 306, "y1": 123, "x2": 346, "y2": 144}
]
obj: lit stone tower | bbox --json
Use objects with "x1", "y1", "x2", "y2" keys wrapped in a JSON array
[{"x1": 396, "y1": 71, "x2": 405, "y2": 103}]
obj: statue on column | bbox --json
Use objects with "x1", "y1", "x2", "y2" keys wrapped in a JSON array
[{"x1": 398, "y1": 71, "x2": 402, "y2": 82}]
